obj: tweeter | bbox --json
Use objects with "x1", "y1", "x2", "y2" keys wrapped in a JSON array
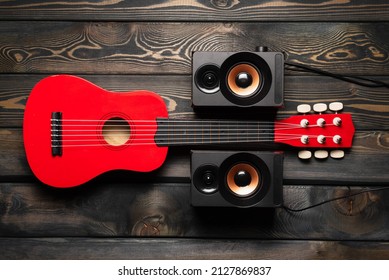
[
  {"x1": 191, "y1": 150, "x2": 283, "y2": 208},
  {"x1": 192, "y1": 51, "x2": 284, "y2": 110}
]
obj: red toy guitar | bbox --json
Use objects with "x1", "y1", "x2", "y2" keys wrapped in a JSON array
[{"x1": 24, "y1": 75, "x2": 355, "y2": 188}]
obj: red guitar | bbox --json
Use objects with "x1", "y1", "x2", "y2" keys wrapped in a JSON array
[{"x1": 23, "y1": 75, "x2": 355, "y2": 188}]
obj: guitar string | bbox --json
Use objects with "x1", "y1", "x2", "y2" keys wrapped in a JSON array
[
  {"x1": 51, "y1": 137, "x2": 302, "y2": 148},
  {"x1": 56, "y1": 118, "x2": 299, "y2": 123},
  {"x1": 56, "y1": 123, "x2": 302, "y2": 128},
  {"x1": 54, "y1": 123, "x2": 334, "y2": 133},
  {"x1": 53, "y1": 124, "x2": 339, "y2": 140},
  {"x1": 49, "y1": 118, "x2": 341, "y2": 147},
  {"x1": 52, "y1": 130, "x2": 340, "y2": 147},
  {"x1": 56, "y1": 133, "x2": 337, "y2": 139}
]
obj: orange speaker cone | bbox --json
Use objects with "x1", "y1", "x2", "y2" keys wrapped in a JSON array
[
  {"x1": 226, "y1": 163, "x2": 260, "y2": 197},
  {"x1": 227, "y1": 63, "x2": 261, "y2": 97}
]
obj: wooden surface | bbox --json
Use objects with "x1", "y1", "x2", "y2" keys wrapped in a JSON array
[{"x1": 0, "y1": 0, "x2": 388, "y2": 260}]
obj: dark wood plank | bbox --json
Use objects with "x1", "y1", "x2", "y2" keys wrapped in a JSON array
[
  {"x1": 1, "y1": 0, "x2": 389, "y2": 22},
  {"x1": 1, "y1": 74, "x2": 388, "y2": 130},
  {"x1": 1, "y1": 238, "x2": 388, "y2": 260},
  {"x1": 1, "y1": 22, "x2": 388, "y2": 75},
  {"x1": 0, "y1": 183, "x2": 388, "y2": 240},
  {"x1": 1, "y1": 128, "x2": 387, "y2": 184}
]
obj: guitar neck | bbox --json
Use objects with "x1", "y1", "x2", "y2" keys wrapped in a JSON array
[{"x1": 155, "y1": 118, "x2": 274, "y2": 146}]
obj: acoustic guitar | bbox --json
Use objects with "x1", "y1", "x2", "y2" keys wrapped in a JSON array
[{"x1": 23, "y1": 75, "x2": 355, "y2": 188}]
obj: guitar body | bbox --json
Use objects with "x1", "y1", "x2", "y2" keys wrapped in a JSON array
[{"x1": 24, "y1": 75, "x2": 168, "y2": 188}]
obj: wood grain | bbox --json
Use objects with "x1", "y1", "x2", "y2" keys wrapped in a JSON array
[
  {"x1": 0, "y1": 74, "x2": 388, "y2": 130},
  {"x1": 0, "y1": 0, "x2": 389, "y2": 22},
  {"x1": 1, "y1": 238, "x2": 389, "y2": 260},
  {"x1": 1, "y1": 0, "x2": 388, "y2": 260},
  {"x1": 0, "y1": 183, "x2": 388, "y2": 240},
  {"x1": 0, "y1": 22, "x2": 388, "y2": 75}
]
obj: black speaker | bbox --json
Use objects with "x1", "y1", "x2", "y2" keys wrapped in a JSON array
[
  {"x1": 191, "y1": 150, "x2": 283, "y2": 208},
  {"x1": 192, "y1": 51, "x2": 284, "y2": 110}
]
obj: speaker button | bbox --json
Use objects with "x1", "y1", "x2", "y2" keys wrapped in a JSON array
[{"x1": 256, "y1": 46, "x2": 268, "y2": 52}]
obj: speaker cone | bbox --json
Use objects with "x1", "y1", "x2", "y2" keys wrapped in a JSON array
[
  {"x1": 226, "y1": 163, "x2": 260, "y2": 197},
  {"x1": 194, "y1": 64, "x2": 220, "y2": 94},
  {"x1": 220, "y1": 52, "x2": 272, "y2": 106},
  {"x1": 193, "y1": 164, "x2": 218, "y2": 194},
  {"x1": 218, "y1": 153, "x2": 270, "y2": 207},
  {"x1": 227, "y1": 63, "x2": 261, "y2": 98}
]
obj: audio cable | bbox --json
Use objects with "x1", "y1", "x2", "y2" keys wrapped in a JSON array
[
  {"x1": 285, "y1": 62, "x2": 389, "y2": 88},
  {"x1": 283, "y1": 62, "x2": 388, "y2": 211}
]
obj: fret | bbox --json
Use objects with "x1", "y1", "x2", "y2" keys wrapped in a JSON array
[{"x1": 155, "y1": 118, "x2": 274, "y2": 146}]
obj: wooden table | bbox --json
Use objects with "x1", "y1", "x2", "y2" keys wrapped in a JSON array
[{"x1": 0, "y1": 0, "x2": 388, "y2": 259}]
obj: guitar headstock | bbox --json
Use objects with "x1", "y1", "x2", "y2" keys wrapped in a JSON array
[{"x1": 275, "y1": 102, "x2": 355, "y2": 159}]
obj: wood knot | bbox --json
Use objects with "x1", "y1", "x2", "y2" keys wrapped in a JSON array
[
  {"x1": 326, "y1": 188, "x2": 385, "y2": 235},
  {"x1": 132, "y1": 215, "x2": 164, "y2": 236},
  {"x1": 10, "y1": 49, "x2": 29, "y2": 63},
  {"x1": 210, "y1": 0, "x2": 239, "y2": 9},
  {"x1": 0, "y1": 198, "x2": 6, "y2": 216},
  {"x1": 333, "y1": 189, "x2": 369, "y2": 216},
  {"x1": 162, "y1": 96, "x2": 177, "y2": 112},
  {"x1": 128, "y1": 189, "x2": 185, "y2": 236}
]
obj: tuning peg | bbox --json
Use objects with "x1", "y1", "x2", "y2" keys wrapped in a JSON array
[
  {"x1": 298, "y1": 150, "x2": 312, "y2": 160},
  {"x1": 314, "y1": 150, "x2": 329, "y2": 159},
  {"x1": 329, "y1": 102, "x2": 343, "y2": 113},
  {"x1": 313, "y1": 103, "x2": 327, "y2": 113},
  {"x1": 330, "y1": 150, "x2": 345, "y2": 159},
  {"x1": 297, "y1": 104, "x2": 311, "y2": 114}
]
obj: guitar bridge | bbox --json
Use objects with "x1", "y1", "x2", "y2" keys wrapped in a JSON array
[{"x1": 51, "y1": 112, "x2": 62, "y2": 156}]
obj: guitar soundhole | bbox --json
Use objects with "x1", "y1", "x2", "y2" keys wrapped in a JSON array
[{"x1": 102, "y1": 117, "x2": 131, "y2": 147}]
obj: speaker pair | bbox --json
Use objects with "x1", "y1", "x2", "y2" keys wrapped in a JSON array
[
  {"x1": 192, "y1": 51, "x2": 284, "y2": 109},
  {"x1": 191, "y1": 150, "x2": 283, "y2": 208}
]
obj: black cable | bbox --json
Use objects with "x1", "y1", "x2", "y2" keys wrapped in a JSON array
[
  {"x1": 279, "y1": 61, "x2": 389, "y2": 211},
  {"x1": 285, "y1": 62, "x2": 389, "y2": 88},
  {"x1": 282, "y1": 186, "x2": 389, "y2": 212}
]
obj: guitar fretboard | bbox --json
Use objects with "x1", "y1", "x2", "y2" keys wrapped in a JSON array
[{"x1": 155, "y1": 118, "x2": 274, "y2": 146}]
